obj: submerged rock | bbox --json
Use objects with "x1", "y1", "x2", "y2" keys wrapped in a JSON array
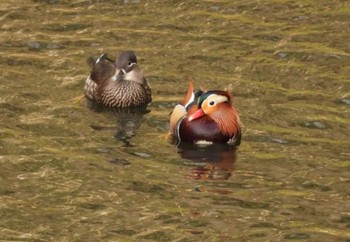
[
  {"x1": 134, "y1": 152, "x2": 151, "y2": 158},
  {"x1": 245, "y1": 135, "x2": 289, "y2": 144},
  {"x1": 26, "y1": 41, "x2": 63, "y2": 51},
  {"x1": 302, "y1": 121, "x2": 328, "y2": 129},
  {"x1": 339, "y1": 98, "x2": 350, "y2": 105},
  {"x1": 273, "y1": 51, "x2": 289, "y2": 59},
  {"x1": 108, "y1": 158, "x2": 130, "y2": 166},
  {"x1": 27, "y1": 41, "x2": 47, "y2": 50},
  {"x1": 123, "y1": 0, "x2": 140, "y2": 3}
]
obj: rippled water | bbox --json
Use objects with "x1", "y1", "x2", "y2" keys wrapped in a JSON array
[{"x1": 1, "y1": 0, "x2": 349, "y2": 241}]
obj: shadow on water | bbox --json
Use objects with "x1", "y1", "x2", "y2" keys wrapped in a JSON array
[
  {"x1": 86, "y1": 99, "x2": 150, "y2": 147},
  {"x1": 176, "y1": 143, "x2": 237, "y2": 181}
]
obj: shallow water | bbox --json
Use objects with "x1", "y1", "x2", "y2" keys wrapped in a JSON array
[{"x1": 0, "y1": 0, "x2": 349, "y2": 241}]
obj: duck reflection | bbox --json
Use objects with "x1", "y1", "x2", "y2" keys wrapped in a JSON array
[
  {"x1": 176, "y1": 143, "x2": 237, "y2": 180},
  {"x1": 87, "y1": 99, "x2": 150, "y2": 146}
]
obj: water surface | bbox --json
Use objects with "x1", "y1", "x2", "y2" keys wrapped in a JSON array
[{"x1": 0, "y1": 0, "x2": 349, "y2": 241}]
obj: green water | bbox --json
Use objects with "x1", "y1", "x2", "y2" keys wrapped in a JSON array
[{"x1": 0, "y1": 0, "x2": 349, "y2": 241}]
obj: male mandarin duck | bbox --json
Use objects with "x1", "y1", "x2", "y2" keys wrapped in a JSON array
[
  {"x1": 84, "y1": 51, "x2": 152, "y2": 108},
  {"x1": 169, "y1": 82, "x2": 241, "y2": 145}
]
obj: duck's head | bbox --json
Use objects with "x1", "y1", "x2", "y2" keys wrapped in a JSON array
[
  {"x1": 188, "y1": 90, "x2": 240, "y2": 137},
  {"x1": 115, "y1": 51, "x2": 144, "y2": 84},
  {"x1": 188, "y1": 91, "x2": 232, "y2": 121}
]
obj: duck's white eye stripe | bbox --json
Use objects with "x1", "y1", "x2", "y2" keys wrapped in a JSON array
[{"x1": 205, "y1": 94, "x2": 228, "y2": 105}]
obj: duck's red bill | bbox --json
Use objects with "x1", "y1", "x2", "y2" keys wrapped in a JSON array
[{"x1": 188, "y1": 109, "x2": 205, "y2": 121}]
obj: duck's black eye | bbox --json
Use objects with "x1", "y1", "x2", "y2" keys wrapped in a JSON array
[
  {"x1": 128, "y1": 61, "x2": 132, "y2": 66},
  {"x1": 209, "y1": 101, "x2": 215, "y2": 106}
]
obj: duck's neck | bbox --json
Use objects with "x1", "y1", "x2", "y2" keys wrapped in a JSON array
[{"x1": 122, "y1": 68, "x2": 145, "y2": 85}]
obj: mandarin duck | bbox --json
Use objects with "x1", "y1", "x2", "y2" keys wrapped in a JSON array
[
  {"x1": 169, "y1": 82, "x2": 241, "y2": 145},
  {"x1": 84, "y1": 51, "x2": 152, "y2": 108}
]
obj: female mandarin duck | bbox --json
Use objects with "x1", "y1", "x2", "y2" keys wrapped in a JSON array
[
  {"x1": 169, "y1": 82, "x2": 241, "y2": 145},
  {"x1": 84, "y1": 51, "x2": 152, "y2": 108}
]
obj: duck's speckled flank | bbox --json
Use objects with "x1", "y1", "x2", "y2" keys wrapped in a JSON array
[
  {"x1": 84, "y1": 51, "x2": 152, "y2": 108},
  {"x1": 99, "y1": 79, "x2": 152, "y2": 108}
]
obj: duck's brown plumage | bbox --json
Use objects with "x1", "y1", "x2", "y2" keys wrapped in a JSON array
[
  {"x1": 169, "y1": 82, "x2": 241, "y2": 145},
  {"x1": 84, "y1": 51, "x2": 152, "y2": 108}
]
